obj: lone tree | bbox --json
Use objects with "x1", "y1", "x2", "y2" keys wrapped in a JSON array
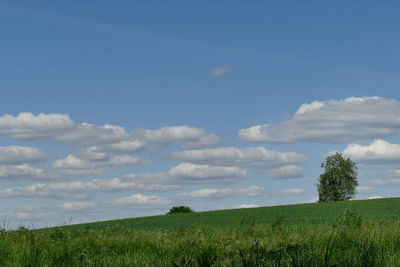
[{"x1": 317, "y1": 152, "x2": 358, "y2": 202}]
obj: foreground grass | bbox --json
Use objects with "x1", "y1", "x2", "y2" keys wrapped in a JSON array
[{"x1": 2, "y1": 210, "x2": 400, "y2": 266}]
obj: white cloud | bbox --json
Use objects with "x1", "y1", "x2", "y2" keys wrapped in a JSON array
[
  {"x1": 0, "y1": 113, "x2": 220, "y2": 150},
  {"x1": 0, "y1": 146, "x2": 46, "y2": 165},
  {"x1": 234, "y1": 204, "x2": 260, "y2": 209},
  {"x1": 52, "y1": 154, "x2": 91, "y2": 170},
  {"x1": 138, "y1": 126, "x2": 221, "y2": 148},
  {"x1": 109, "y1": 155, "x2": 142, "y2": 165},
  {"x1": 181, "y1": 134, "x2": 221, "y2": 149},
  {"x1": 0, "y1": 164, "x2": 47, "y2": 180},
  {"x1": 0, "y1": 183, "x2": 89, "y2": 199},
  {"x1": 122, "y1": 163, "x2": 247, "y2": 185},
  {"x1": 343, "y1": 139, "x2": 400, "y2": 168},
  {"x1": 357, "y1": 186, "x2": 375, "y2": 194},
  {"x1": 210, "y1": 65, "x2": 231, "y2": 76},
  {"x1": 0, "y1": 112, "x2": 75, "y2": 140},
  {"x1": 0, "y1": 178, "x2": 178, "y2": 199},
  {"x1": 95, "y1": 140, "x2": 146, "y2": 153},
  {"x1": 239, "y1": 97, "x2": 400, "y2": 144},
  {"x1": 369, "y1": 178, "x2": 400, "y2": 186},
  {"x1": 387, "y1": 170, "x2": 400, "y2": 176},
  {"x1": 296, "y1": 101, "x2": 325, "y2": 114},
  {"x1": 0, "y1": 113, "x2": 134, "y2": 148},
  {"x1": 307, "y1": 197, "x2": 319, "y2": 203},
  {"x1": 54, "y1": 123, "x2": 130, "y2": 146},
  {"x1": 268, "y1": 165, "x2": 303, "y2": 179},
  {"x1": 52, "y1": 154, "x2": 145, "y2": 176},
  {"x1": 16, "y1": 211, "x2": 58, "y2": 220},
  {"x1": 361, "y1": 169, "x2": 400, "y2": 188},
  {"x1": 176, "y1": 186, "x2": 266, "y2": 200},
  {"x1": 368, "y1": 195, "x2": 383, "y2": 200},
  {"x1": 111, "y1": 194, "x2": 172, "y2": 206},
  {"x1": 171, "y1": 146, "x2": 307, "y2": 169},
  {"x1": 168, "y1": 163, "x2": 247, "y2": 182},
  {"x1": 93, "y1": 178, "x2": 179, "y2": 192},
  {"x1": 78, "y1": 146, "x2": 110, "y2": 161},
  {"x1": 280, "y1": 188, "x2": 304, "y2": 196},
  {"x1": 61, "y1": 201, "x2": 93, "y2": 210}
]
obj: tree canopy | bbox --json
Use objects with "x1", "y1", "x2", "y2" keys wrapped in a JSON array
[{"x1": 317, "y1": 152, "x2": 358, "y2": 202}]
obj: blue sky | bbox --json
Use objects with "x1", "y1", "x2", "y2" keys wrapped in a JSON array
[{"x1": 1, "y1": 1, "x2": 400, "y2": 228}]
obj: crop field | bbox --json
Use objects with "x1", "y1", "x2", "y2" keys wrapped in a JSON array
[
  {"x1": 1, "y1": 198, "x2": 400, "y2": 266},
  {"x1": 67, "y1": 197, "x2": 400, "y2": 231}
]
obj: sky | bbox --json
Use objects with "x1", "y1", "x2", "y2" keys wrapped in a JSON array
[{"x1": 1, "y1": 0, "x2": 400, "y2": 228}]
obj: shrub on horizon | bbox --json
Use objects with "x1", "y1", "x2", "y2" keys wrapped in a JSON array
[{"x1": 167, "y1": 206, "x2": 194, "y2": 215}]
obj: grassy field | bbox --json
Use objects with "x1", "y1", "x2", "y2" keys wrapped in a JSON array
[
  {"x1": 66, "y1": 197, "x2": 400, "y2": 231},
  {"x1": 2, "y1": 198, "x2": 400, "y2": 266}
]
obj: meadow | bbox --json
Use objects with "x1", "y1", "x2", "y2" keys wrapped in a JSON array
[{"x1": 1, "y1": 198, "x2": 400, "y2": 266}]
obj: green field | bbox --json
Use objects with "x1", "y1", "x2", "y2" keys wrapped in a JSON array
[
  {"x1": 2, "y1": 198, "x2": 400, "y2": 266},
  {"x1": 66, "y1": 197, "x2": 400, "y2": 231}
]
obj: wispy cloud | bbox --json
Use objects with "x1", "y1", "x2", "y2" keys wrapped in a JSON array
[{"x1": 210, "y1": 65, "x2": 231, "y2": 76}]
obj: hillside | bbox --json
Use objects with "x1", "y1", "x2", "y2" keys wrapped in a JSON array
[
  {"x1": 4, "y1": 197, "x2": 400, "y2": 266},
  {"x1": 65, "y1": 197, "x2": 400, "y2": 231}
]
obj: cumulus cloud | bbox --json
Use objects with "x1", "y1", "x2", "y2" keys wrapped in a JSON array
[
  {"x1": 123, "y1": 163, "x2": 247, "y2": 185},
  {"x1": 0, "y1": 112, "x2": 75, "y2": 140},
  {"x1": 343, "y1": 139, "x2": 400, "y2": 168},
  {"x1": 239, "y1": 97, "x2": 400, "y2": 144},
  {"x1": 52, "y1": 155, "x2": 92, "y2": 170},
  {"x1": 0, "y1": 113, "x2": 133, "y2": 147},
  {"x1": 279, "y1": 188, "x2": 305, "y2": 196},
  {"x1": 0, "y1": 164, "x2": 48, "y2": 180},
  {"x1": 61, "y1": 201, "x2": 93, "y2": 210},
  {"x1": 234, "y1": 204, "x2": 260, "y2": 209},
  {"x1": 368, "y1": 195, "x2": 383, "y2": 200},
  {"x1": 307, "y1": 197, "x2": 319, "y2": 203},
  {"x1": 175, "y1": 186, "x2": 266, "y2": 200},
  {"x1": 210, "y1": 65, "x2": 231, "y2": 76},
  {"x1": 0, "y1": 178, "x2": 178, "y2": 199},
  {"x1": 357, "y1": 186, "x2": 376, "y2": 194},
  {"x1": 110, "y1": 194, "x2": 172, "y2": 206},
  {"x1": 175, "y1": 186, "x2": 303, "y2": 201},
  {"x1": 15, "y1": 210, "x2": 58, "y2": 220},
  {"x1": 0, "y1": 183, "x2": 89, "y2": 199},
  {"x1": 54, "y1": 123, "x2": 130, "y2": 146},
  {"x1": 51, "y1": 154, "x2": 146, "y2": 176},
  {"x1": 93, "y1": 140, "x2": 146, "y2": 154},
  {"x1": 137, "y1": 126, "x2": 221, "y2": 149},
  {"x1": 369, "y1": 178, "x2": 400, "y2": 186},
  {"x1": 171, "y1": 146, "x2": 307, "y2": 169},
  {"x1": 0, "y1": 113, "x2": 220, "y2": 150},
  {"x1": 268, "y1": 165, "x2": 303, "y2": 179},
  {"x1": 168, "y1": 163, "x2": 247, "y2": 182},
  {"x1": 0, "y1": 146, "x2": 46, "y2": 165}
]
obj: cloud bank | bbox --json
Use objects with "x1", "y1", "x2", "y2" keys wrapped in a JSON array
[{"x1": 239, "y1": 97, "x2": 400, "y2": 144}]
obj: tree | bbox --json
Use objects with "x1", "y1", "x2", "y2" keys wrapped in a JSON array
[
  {"x1": 317, "y1": 152, "x2": 358, "y2": 202},
  {"x1": 166, "y1": 206, "x2": 194, "y2": 215}
]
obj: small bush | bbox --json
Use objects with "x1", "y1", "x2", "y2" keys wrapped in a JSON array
[{"x1": 167, "y1": 206, "x2": 194, "y2": 215}]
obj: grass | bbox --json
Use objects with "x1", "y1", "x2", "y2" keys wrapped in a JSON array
[
  {"x1": 66, "y1": 197, "x2": 400, "y2": 231},
  {"x1": 2, "y1": 198, "x2": 400, "y2": 266}
]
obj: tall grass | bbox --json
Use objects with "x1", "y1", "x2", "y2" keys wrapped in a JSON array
[{"x1": 1, "y1": 211, "x2": 400, "y2": 266}]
